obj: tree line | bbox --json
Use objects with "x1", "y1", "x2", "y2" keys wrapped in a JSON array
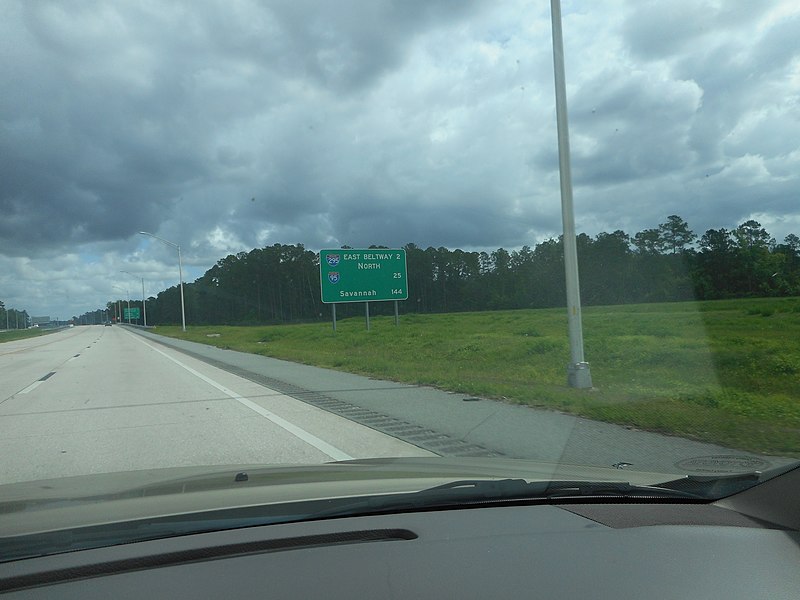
[
  {"x1": 83, "y1": 216, "x2": 800, "y2": 326},
  {"x1": 0, "y1": 301, "x2": 31, "y2": 329}
]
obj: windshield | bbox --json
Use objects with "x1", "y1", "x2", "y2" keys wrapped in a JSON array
[{"x1": 1, "y1": 0, "x2": 798, "y2": 539}]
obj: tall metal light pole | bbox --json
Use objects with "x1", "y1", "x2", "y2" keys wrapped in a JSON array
[
  {"x1": 121, "y1": 271, "x2": 148, "y2": 326},
  {"x1": 141, "y1": 279, "x2": 147, "y2": 327},
  {"x1": 550, "y1": 0, "x2": 592, "y2": 388},
  {"x1": 113, "y1": 285, "x2": 131, "y2": 324},
  {"x1": 139, "y1": 232, "x2": 186, "y2": 332}
]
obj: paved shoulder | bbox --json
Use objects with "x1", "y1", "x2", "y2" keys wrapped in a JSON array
[{"x1": 125, "y1": 327, "x2": 786, "y2": 475}]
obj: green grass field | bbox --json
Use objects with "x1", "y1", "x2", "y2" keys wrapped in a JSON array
[
  {"x1": 0, "y1": 328, "x2": 58, "y2": 343},
  {"x1": 155, "y1": 297, "x2": 800, "y2": 457}
]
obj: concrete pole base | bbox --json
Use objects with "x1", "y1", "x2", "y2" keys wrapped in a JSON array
[{"x1": 567, "y1": 362, "x2": 593, "y2": 389}]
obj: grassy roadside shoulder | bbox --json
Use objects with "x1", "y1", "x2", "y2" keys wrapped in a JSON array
[
  {"x1": 0, "y1": 328, "x2": 60, "y2": 343},
  {"x1": 154, "y1": 297, "x2": 800, "y2": 457}
]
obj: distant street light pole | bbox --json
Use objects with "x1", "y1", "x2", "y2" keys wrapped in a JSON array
[
  {"x1": 550, "y1": 0, "x2": 592, "y2": 388},
  {"x1": 139, "y1": 232, "x2": 186, "y2": 332},
  {"x1": 142, "y1": 280, "x2": 147, "y2": 327},
  {"x1": 112, "y1": 285, "x2": 131, "y2": 324},
  {"x1": 121, "y1": 271, "x2": 148, "y2": 326}
]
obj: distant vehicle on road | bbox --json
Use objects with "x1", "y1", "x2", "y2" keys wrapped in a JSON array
[{"x1": 104, "y1": 322, "x2": 112, "y2": 327}]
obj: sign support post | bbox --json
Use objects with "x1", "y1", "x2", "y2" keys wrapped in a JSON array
[
  {"x1": 365, "y1": 302, "x2": 370, "y2": 331},
  {"x1": 331, "y1": 303, "x2": 337, "y2": 332},
  {"x1": 394, "y1": 300, "x2": 399, "y2": 326}
]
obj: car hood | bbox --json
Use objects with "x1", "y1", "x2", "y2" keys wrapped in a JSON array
[{"x1": 0, "y1": 457, "x2": 679, "y2": 538}]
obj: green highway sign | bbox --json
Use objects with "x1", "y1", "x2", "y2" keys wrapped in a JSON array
[
  {"x1": 319, "y1": 249, "x2": 408, "y2": 304},
  {"x1": 123, "y1": 307, "x2": 140, "y2": 319}
]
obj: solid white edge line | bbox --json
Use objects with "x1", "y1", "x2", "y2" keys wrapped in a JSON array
[
  {"x1": 123, "y1": 330, "x2": 354, "y2": 461},
  {"x1": 19, "y1": 380, "x2": 45, "y2": 394}
]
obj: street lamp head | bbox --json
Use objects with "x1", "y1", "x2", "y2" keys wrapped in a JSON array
[{"x1": 139, "y1": 231, "x2": 179, "y2": 249}]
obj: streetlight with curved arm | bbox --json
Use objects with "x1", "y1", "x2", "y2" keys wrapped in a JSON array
[
  {"x1": 112, "y1": 285, "x2": 131, "y2": 324},
  {"x1": 138, "y1": 232, "x2": 186, "y2": 331},
  {"x1": 121, "y1": 271, "x2": 147, "y2": 326}
]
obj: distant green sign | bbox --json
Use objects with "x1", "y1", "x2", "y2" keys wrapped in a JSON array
[
  {"x1": 319, "y1": 249, "x2": 408, "y2": 304},
  {"x1": 123, "y1": 307, "x2": 140, "y2": 319}
]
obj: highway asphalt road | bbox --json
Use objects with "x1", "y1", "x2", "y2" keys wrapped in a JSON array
[{"x1": 0, "y1": 326, "x2": 432, "y2": 484}]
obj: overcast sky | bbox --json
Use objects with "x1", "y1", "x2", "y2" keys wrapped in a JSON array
[{"x1": 2, "y1": 0, "x2": 799, "y2": 319}]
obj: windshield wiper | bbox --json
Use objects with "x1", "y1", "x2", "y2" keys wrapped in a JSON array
[
  {"x1": 306, "y1": 478, "x2": 706, "y2": 522},
  {"x1": 425, "y1": 479, "x2": 705, "y2": 500}
]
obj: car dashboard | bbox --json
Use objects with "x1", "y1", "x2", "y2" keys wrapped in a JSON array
[{"x1": 1, "y1": 500, "x2": 798, "y2": 599}]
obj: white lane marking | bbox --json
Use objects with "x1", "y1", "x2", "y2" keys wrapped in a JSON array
[
  {"x1": 19, "y1": 380, "x2": 45, "y2": 394},
  {"x1": 125, "y1": 331, "x2": 353, "y2": 461}
]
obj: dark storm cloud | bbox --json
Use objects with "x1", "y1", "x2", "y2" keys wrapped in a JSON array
[
  {"x1": 257, "y1": 0, "x2": 483, "y2": 92},
  {"x1": 566, "y1": 67, "x2": 701, "y2": 185},
  {"x1": 0, "y1": 0, "x2": 484, "y2": 257}
]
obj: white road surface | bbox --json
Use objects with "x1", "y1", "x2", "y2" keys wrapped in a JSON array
[{"x1": 0, "y1": 326, "x2": 432, "y2": 484}]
